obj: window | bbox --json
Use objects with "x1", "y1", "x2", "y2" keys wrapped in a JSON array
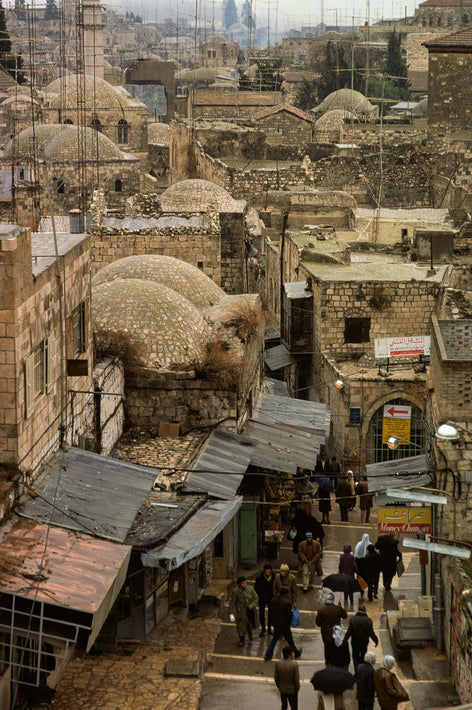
[
  {"x1": 114, "y1": 179, "x2": 122, "y2": 192},
  {"x1": 25, "y1": 337, "x2": 54, "y2": 417},
  {"x1": 64, "y1": 118, "x2": 73, "y2": 125},
  {"x1": 117, "y1": 119, "x2": 129, "y2": 144},
  {"x1": 72, "y1": 302, "x2": 86, "y2": 355},
  {"x1": 349, "y1": 407, "x2": 361, "y2": 425},
  {"x1": 90, "y1": 117, "x2": 101, "y2": 132},
  {"x1": 344, "y1": 317, "x2": 370, "y2": 343},
  {"x1": 56, "y1": 180, "x2": 65, "y2": 194},
  {"x1": 19, "y1": 168, "x2": 24, "y2": 180}
]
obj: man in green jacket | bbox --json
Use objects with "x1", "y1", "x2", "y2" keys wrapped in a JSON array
[{"x1": 229, "y1": 576, "x2": 260, "y2": 647}]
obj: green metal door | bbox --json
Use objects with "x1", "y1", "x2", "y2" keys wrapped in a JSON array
[{"x1": 240, "y1": 496, "x2": 259, "y2": 565}]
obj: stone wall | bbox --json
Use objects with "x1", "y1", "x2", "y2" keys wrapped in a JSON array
[
  {"x1": 0, "y1": 227, "x2": 93, "y2": 478},
  {"x1": 94, "y1": 356, "x2": 125, "y2": 455},
  {"x1": 406, "y1": 32, "x2": 438, "y2": 72},
  {"x1": 428, "y1": 50, "x2": 472, "y2": 136},
  {"x1": 255, "y1": 112, "x2": 313, "y2": 145}
]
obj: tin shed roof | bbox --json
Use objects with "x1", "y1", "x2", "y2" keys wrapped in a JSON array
[
  {"x1": 366, "y1": 454, "x2": 430, "y2": 493},
  {"x1": 253, "y1": 393, "x2": 330, "y2": 437},
  {"x1": 19, "y1": 448, "x2": 157, "y2": 542}
]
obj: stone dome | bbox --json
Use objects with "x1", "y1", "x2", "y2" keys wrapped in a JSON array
[
  {"x1": 92, "y1": 255, "x2": 225, "y2": 308},
  {"x1": 160, "y1": 179, "x2": 244, "y2": 213},
  {"x1": 92, "y1": 278, "x2": 211, "y2": 372},
  {"x1": 148, "y1": 122, "x2": 170, "y2": 145},
  {"x1": 315, "y1": 89, "x2": 377, "y2": 119},
  {"x1": 46, "y1": 75, "x2": 146, "y2": 110},
  {"x1": 315, "y1": 109, "x2": 357, "y2": 130},
  {"x1": 4, "y1": 125, "x2": 131, "y2": 162}
]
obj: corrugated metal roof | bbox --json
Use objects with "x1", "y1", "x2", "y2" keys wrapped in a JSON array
[
  {"x1": 366, "y1": 454, "x2": 430, "y2": 493},
  {"x1": 245, "y1": 419, "x2": 321, "y2": 471},
  {"x1": 0, "y1": 519, "x2": 131, "y2": 614},
  {"x1": 284, "y1": 281, "x2": 313, "y2": 299},
  {"x1": 261, "y1": 377, "x2": 289, "y2": 397},
  {"x1": 183, "y1": 429, "x2": 255, "y2": 499},
  {"x1": 264, "y1": 343, "x2": 299, "y2": 371},
  {"x1": 141, "y1": 497, "x2": 242, "y2": 569},
  {"x1": 253, "y1": 393, "x2": 330, "y2": 437},
  {"x1": 124, "y1": 492, "x2": 203, "y2": 549},
  {"x1": 19, "y1": 448, "x2": 157, "y2": 542}
]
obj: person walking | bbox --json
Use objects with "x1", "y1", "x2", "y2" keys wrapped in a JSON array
[
  {"x1": 324, "y1": 625, "x2": 351, "y2": 670},
  {"x1": 354, "y1": 533, "x2": 372, "y2": 597},
  {"x1": 273, "y1": 563, "x2": 298, "y2": 609},
  {"x1": 318, "y1": 485, "x2": 332, "y2": 525},
  {"x1": 336, "y1": 475, "x2": 353, "y2": 522},
  {"x1": 274, "y1": 645, "x2": 300, "y2": 710},
  {"x1": 229, "y1": 576, "x2": 260, "y2": 647},
  {"x1": 315, "y1": 592, "x2": 348, "y2": 645},
  {"x1": 375, "y1": 535, "x2": 402, "y2": 592},
  {"x1": 328, "y1": 455, "x2": 341, "y2": 486},
  {"x1": 255, "y1": 563, "x2": 275, "y2": 636},
  {"x1": 356, "y1": 476, "x2": 374, "y2": 523},
  {"x1": 339, "y1": 543, "x2": 358, "y2": 607},
  {"x1": 356, "y1": 651, "x2": 376, "y2": 710},
  {"x1": 298, "y1": 531, "x2": 323, "y2": 592},
  {"x1": 373, "y1": 655, "x2": 410, "y2": 709},
  {"x1": 363, "y1": 544, "x2": 382, "y2": 602},
  {"x1": 344, "y1": 604, "x2": 378, "y2": 672},
  {"x1": 264, "y1": 587, "x2": 302, "y2": 661}
]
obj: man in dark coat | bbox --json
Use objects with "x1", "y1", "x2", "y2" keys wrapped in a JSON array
[
  {"x1": 274, "y1": 645, "x2": 300, "y2": 710},
  {"x1": 336, "y1": 474, "x2": 353, "y2": 522},
  {"x1": 315, "y1": 592, "x2": 348, "y2": 645},
  {"x1": 255, "y1": 563, "x2": 275, "y2": 636},
  {"x1": 356, "y1": 651, "x2": 376, "y2": 710},
  {"x1": 363, "y1": 544, "x2": 382, "y2": 602},
  {"x1": 328, "y1": 455, "x2": 341, "y2": 485},
  {"x1": 344, "y1": 604, "x2": 378, "y2": 671},
  {"x1": 356, "y1": 476, "x2": 374, "y2": 523},
  {"x1": 375, "y1": 535, "x2": 402, "y2": 592},
  {"x1": 324, "y1": 625, "x2": 350, "y2": 669},
  {"x1": 264, "y1": 587, "x2": 302, "y2": 661}
]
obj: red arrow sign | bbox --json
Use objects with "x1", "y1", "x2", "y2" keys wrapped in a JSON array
[{"x1": 386, "y1": 406, "x2": 410, "y2": 417}]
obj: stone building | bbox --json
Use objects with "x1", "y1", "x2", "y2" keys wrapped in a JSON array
[
  {"x1": 415, "y1": 0, "x2": 472, "y2": 30},
  {"x1": 147, "y1": 122, "x2": 170, "y2": 188},
  {"x1": 189, "y1": 90, "x2": 283, "y2": 120},
  {"x1": 89, "y1": 179, "x2": 248, "y2": 295},
  {"x1": 42, "y1": 75, "x2": 149, "y2": 163},
  {"x1": 425, "y1": 28, "x2": 472, "y2": 140},
  {"x1": 0, "y1": 224, "x2": 93, "y2": 493},
  {"x1": 253, "y1": 103, "x2": 314, "y2": 144},
  {"x1": 3, "y1": 125, "x2": 139, "y2": 226},
  {"x1": 199, "y1": 35, "x2": 240, "y2": 67},
  {"x1": 314, "y1": 88, "x2": 378, "y2": 120}
]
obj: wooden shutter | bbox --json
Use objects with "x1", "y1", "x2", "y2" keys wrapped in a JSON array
[
  {"x1": 46, "y1": 336, "x2": 55, "y2": 394},
  {"x1": 65, "y1": 314, "x2": 73, "y2": 358},
  {"x1": 83, "y1": 299, "x2": 89, "y2": 351},
  {"x1": 25, "y1": 353, "x2": 35, "y2": 418}
]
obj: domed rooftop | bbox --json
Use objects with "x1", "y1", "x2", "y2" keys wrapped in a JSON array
[
  {"x1": 148, "y1": 122, "x2": 170, "y2": 145},
  {"x1": 92, "y1": 255, "x2": 225, "y2": 308},
  {"x1": 316, "y1": 109, "x2": 357, "y2": 130},
  {"x1": 315, "y1": 89, "x2": 377, "y2": 118},
  {"x1": 4, "y1": 125, "x2": 134, "y2": 162},
  {"x1": 46, "y1": 75, "x2": 146, "y2": 110},
  {"x1": 160, "y1": 179, "x2": 244, "y2": 213},
  {"x1": 92, "y1": 278, "x2": 211, "y2": 372}
]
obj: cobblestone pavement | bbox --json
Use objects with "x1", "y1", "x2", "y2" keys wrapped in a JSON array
[{"x1": 52, "y1": 610, "x2": 221, "y2": 710}]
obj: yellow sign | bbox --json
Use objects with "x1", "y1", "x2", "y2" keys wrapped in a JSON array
[
  {"x1": 377, "y1": 506, "x2": 431, "y2": 533},
  {"x1": 382, "y1": 417, "x2": 411, "y2": 444}
]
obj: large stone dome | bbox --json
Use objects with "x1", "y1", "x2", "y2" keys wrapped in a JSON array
[
  {"x1": 92, "y1": 255, "x2": 225, "y2": 308},
  {"x1": 315, "y1": 89, "x2": 377, "y2": 119},
  {"x1": 92, "y1": 278, "x2": 211, "y2": 372},
  {"x1": 160, "y1": 179, "x2": 244, "y2": 213},
  {"x1": 46, "y1": 75, "x2": 146, "y2": 110},
  {"x1": 315, "y1": 109, "x2": 357, "y2": 131}
]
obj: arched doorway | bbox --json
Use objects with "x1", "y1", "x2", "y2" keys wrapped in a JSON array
[{"x1": 365, "y1": 398, "x2": 425, "y2": 464}]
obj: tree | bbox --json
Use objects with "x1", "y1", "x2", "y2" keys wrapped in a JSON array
[
  {"x1": 224, "y1": 0, "x2": 238, "y2": 29},
  {"x1": 294, "y1": 78, "x2": 318, "y2": 111},
  {"x1": 44, "y1": 0, "x2": 59, "y2": 21},
  {"x1": 314, "y1": 40, "x2": 364, "y2": 102},
  {"x1": 0, "y1": 1, "x2": 25, "y2": 83},
  {"x1": 385, "y1": 29, "x2": 410, "y2": 99},
  {"x1": 238, "y1": 59, "x2": 282, "y2": 91}
]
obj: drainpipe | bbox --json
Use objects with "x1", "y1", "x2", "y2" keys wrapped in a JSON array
[{"x1": 433, "y1": 572, "x2": 444, "y2": 651}]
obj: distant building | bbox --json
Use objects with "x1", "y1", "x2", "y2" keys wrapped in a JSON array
[{"x1": 199, "y1": 34, "x2": 240, "y2": 67}]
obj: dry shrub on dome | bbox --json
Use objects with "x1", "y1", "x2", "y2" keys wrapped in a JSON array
[
  {"x1": 221, "y1": 299, "x2": 264, "y2": 342},
  {"x1": 197, "y1": 338, "x2": 243, "y2": 389},
  {"x1": 93, "y1": 328, "x2": 142, "y2": 369}
]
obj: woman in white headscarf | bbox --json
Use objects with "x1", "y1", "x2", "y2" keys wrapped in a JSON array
[
  {"x1": 373, "y1": 655, "x2": 409, "y2": 709},
  {"x1": 324, "y1": 624, "x2": 350, "y2": 670},
  {"x1": 354, "y1": 533, "x2": 371, "y2": 596}
]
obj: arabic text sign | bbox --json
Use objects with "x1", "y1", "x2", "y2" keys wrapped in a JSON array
[
  {"x1": 375, "y1": 336, "x2": 431, "y2": 359},
  {"x1": 378, "y1": 506, "x2": 431, "y2": 534},
  {"x1": 382, "y1": 417, "x2": 411, "y2": 444}
]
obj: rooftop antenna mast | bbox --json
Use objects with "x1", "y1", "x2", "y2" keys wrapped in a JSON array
[
  {"x1": 365, "y1": 0, "x2": 370, "y2": 97},
  {"x1": 75, "y1": 0, "x2": 88, "y2": 217}
]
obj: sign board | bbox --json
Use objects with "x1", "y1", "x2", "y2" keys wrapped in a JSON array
[
  {"x1": 375, "y1": 336, "x2": 431, "y2": 359},
  {"x1": 378, "y1": 506, "x2": 431, "y2": 534},
  {"x1": 403, "y1": 537, "x2": 471, "y2": 559},
  {"x1": 382, "y1": 404, "x2": 411, "y2": 444},
  {"x1": 366, "y1": 454, "x2": 429, "y2": 493}
]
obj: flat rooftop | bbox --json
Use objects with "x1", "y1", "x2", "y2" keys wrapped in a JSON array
[
  {"x1": 304, "y1": 260, "x2": 449, "y2": 283},
  {"x1": 31, "y1": 231, "x2": 87, "y2": 277}
]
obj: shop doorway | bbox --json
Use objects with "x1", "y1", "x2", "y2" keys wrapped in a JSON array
[{"x1": 365, "y1": 398, "x2": 425, "y2": 464}]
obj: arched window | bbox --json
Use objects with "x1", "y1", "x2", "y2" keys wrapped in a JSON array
[
  {"x1": 64, "y1": 118, "x2": 73, "y2": 125},
  {"x1": 365, "y1": 398, "x2": 425, "y2": 464},
  {"x1": 56, "y1": 180, "x2": 65, "y2": 194},
  {"x1": 90, "y1": 116, "x2": 101, "y2": 132},
  {"x1": 117, "y1": 119, "x2": 129, "y2": 144},
  {"x1": 114, "y1": 179, "x2": 122, "y2": 192}
]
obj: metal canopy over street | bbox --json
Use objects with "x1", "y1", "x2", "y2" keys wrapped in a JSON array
[
  {"x1": 252, "y1": 393, "x2": 330, "y2": 436},
  {"x1": 366, "y1": 454, "x2": 430, "y2": 493}
]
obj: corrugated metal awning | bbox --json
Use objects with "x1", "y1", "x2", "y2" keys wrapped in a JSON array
[
  {"x1": 261, "y1": 377, "x2": 289, "y2": 397},
  {"x1": 253, "y1": 393, "x2": 330, "y2": 437},
  {"x1": 141, "y1": 497, "x2": 242, "y2": 569},
  {"x1": 0, "y1": 520, "x2": 131, "y2": 653},
  {"x1": 264, "y1": 344, "x2": 299, "y2": 371},
  {"x1": 366, "y1": 454, "x2": 430, "y2": 493},
  {"x1": 183, "y1": 429, "x2": 255, "y2": 499},
  {"x1": 19, "y1": 447, "x2": 157, "y2": 542},
  {"x1": 245, "y1": 419, "x2": 320, "y2": 472}
]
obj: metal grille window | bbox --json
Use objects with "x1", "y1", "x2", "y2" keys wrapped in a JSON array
[
  {"x1": 117, "y1": 119, "x2": 129, "y2": 144},
  {"x1": 365, "y1": 398, "x2": 424, "y2": 464},
  {"x1": 33, "y1": 345, "x2": 44, "y2": 397},
  {"x1": 349, "y1": 407, "x2": 361, "y2": 425},
  {"x1": 25, "y1": 338, "x2": 54, "y2": 418}
]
